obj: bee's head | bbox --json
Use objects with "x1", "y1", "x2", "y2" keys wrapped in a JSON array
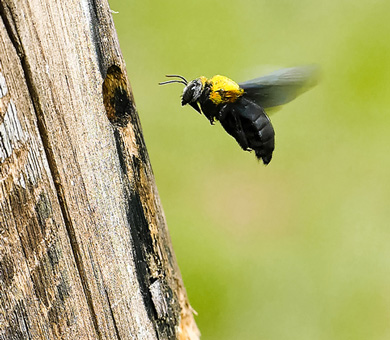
[
  {"x1": 159, "y1": 75, "x2": 206, "y2": 113},
  {"x1": 181, "y1": 78, "x2": 205, "y2": 105}
]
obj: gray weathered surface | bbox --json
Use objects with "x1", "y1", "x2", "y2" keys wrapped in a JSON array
[{"x1": 0, "y1": 0, "x2": 199, "y2": 339}]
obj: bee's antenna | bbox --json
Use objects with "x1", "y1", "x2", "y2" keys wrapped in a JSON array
[
  {"x1": 159, "y1": 80, "x2": 187, "y2": 86},
  {"x1": 158, "y1": 74, "x2": 188, "y2": 86}
]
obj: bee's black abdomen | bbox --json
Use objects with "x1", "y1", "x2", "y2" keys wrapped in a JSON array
[
  {"x1": 255, "y1": 139, "x2": 274, "y2": 164},
  {"x1": 252, "y1": 112, "x2": 275, "y2": 164},
  {"x1": 216, "y1": 98, "x2": 275, "y2": 165}
]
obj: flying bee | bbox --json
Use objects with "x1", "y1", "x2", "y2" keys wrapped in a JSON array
[{"x1": 159, "y1": 66, "x2": 319, "y2": 164}]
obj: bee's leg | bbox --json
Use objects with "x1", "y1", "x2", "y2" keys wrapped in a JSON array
[{"x1": 219, "y1": 105, "x2": 249, "y2": 151}]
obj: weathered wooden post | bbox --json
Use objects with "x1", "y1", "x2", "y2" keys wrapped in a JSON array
[{"x1": 0, "y1": 1, "x2": 199, "y2": 339}]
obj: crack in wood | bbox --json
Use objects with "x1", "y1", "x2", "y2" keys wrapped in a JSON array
[{"x1": 104, "y1": 287, "x2": 122, "y2": 340}]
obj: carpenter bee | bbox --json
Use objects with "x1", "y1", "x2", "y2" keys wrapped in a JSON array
[{"x1": 159, "y1": 66, "x2": 319, "y2": 165}]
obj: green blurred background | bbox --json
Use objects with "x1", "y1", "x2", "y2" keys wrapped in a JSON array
[{"x1": 108, "y1": 1, "x2": 390, "y2": 339}]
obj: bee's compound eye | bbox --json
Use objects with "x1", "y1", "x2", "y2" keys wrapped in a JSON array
[
  {"x1": 182, "y1": 79, "x2": 203, "y2": 105},
  {"x1": 182, "y1": 85, "x2": 194, "y2": 105}
]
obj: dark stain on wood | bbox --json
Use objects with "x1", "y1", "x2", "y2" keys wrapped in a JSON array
[
  {"x1": 47, "y1": 243, "x2": 60, "y2": 268},
  {"x1": 113, "y1": 128, "x2": 128, "y2": 177},
  {"x1": 31, "y1": 260, "x2": 50, "y2": 307},
  {"x1": 10, "y1": 187, "x2": 54, "y2": 252},
  {"x1": 113, "y1": 129, "x2": 179, "y2": 339},
  {"x1": 34, "y1": 192, "x2": 52, "y2": 232},
  {"x1": 126, "y1": 189, "x2": 177, "y2": 340},
  {"x1": 47, "y1": 275, "x2": 71, "y2": 334},
  {"x1": 0, "y1": 252, "x2": 15, "y2": 287},
  {"x1": 11, "y1": 190, "x2": 53, "y2": 259},
  {"x1": 56, "y1": 272, "x2": 71, "y2": 303}
]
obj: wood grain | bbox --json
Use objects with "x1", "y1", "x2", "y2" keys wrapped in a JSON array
[{"x1": 0, "y1": 0, "x2": 199, "y2": 339}]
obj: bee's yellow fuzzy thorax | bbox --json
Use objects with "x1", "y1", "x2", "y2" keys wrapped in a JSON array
[{"x1": 207, "y1": 75, "x2": 244, "y2": 105}]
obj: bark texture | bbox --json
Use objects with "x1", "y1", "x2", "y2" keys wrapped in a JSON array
[{"x1": 0, "y1": 1, "x2": 199, "y2": 339}]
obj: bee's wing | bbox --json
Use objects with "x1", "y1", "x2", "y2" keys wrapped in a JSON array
[{"x1": 239, "y1": 65, "x2": 319, "y2": 111}]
